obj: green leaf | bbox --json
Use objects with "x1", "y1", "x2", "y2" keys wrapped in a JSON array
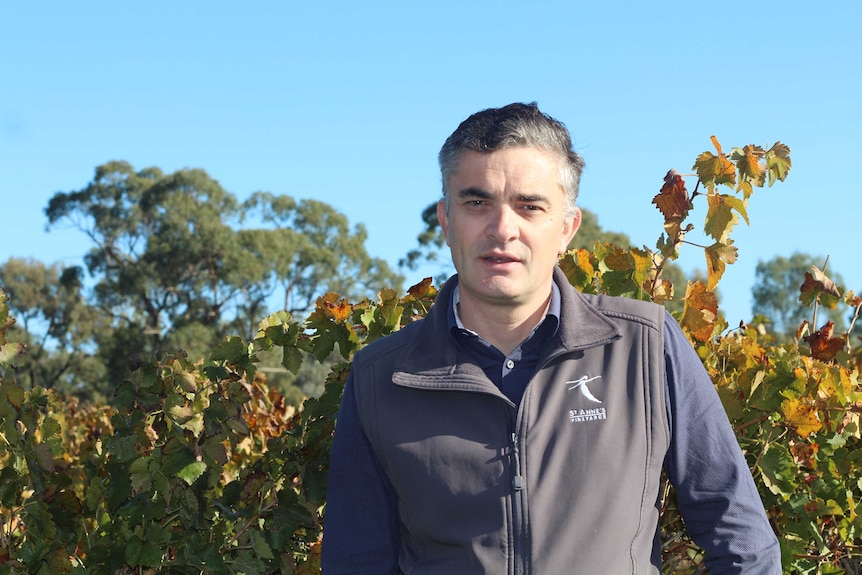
[
  {"x1": 306, "y1": 294, "x2": 360, "y2": 361},
  {"x1": 730, "y1": 145, "x2": 767, "y2": 193},
  {"x1": 0, "y1": 341, "x2": 25, "y2": 366},
  {"x1": 211, "y1": 335, "x2": 248, "y2": 363},
  {"x1": 178, "y1": 461, "x2": 207, "y2": 485},
  {"x1": 2, "y1": 380, "x2": 25, "y2": 410},
  {"x1": 704, "y1": 193, "x2": 747, "y2": 242},
  {"x1": 765, "y1": 142, "x2": 791, "y2": 186},
  {"x1": 559, "y1": 249, "x2": 598, "y2": 294},
  {"x1": 105, "y1": 463, "x2": 132, "y2": 511},
  {"x1": 250, "y1": 530, "x2": 275, "y2": 560},
  {"x1": 231, "y1": 551, "x2": 264, "y2": 575},
  {"x1": 105, "y1": 434, "x2": 138, "y2": 463},
  {"x1": 693, "y1": 137, "x2": 737, "y2": 190},
  {"x1": 759, "y1": 443, "x2": 799, "y2": 498},
  {"x1": 0, "y1": 466, "x2": 23, "y2": 507}
]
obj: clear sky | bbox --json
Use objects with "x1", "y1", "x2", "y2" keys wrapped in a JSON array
[{"x1": 2, "y1": 1, "x2": 860, "y2": 326}]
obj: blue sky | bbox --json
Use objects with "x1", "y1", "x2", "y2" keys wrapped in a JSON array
[{"x1": 2, "y1": 1, "x2": 860, "y2": 326}]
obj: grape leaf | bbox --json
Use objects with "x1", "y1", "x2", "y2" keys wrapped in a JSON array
[
  {"x1": 758, "y1": 443, "x2": 799, "y2": 497},
  {"x1": 406, "y1": 276, "x2": 436, "y2": 299},
  {"x1": 765, "y1": 141, "x2": 792, "y2": 186},
  {"x1": 705, "y1": 193, "x2": 748, "y2": 242},
  {"x1": 251, "y1": 529, "x2": 275, "y2": 560},
  {"x1": 400, "y1": 277, "x2": 439, "y2": 322},
  {"x1": 178, "y1": 461, "x2": 207, "y2": 486},
  {"x1": 731, "y1": 145, "x2": 766, "y2": 182},
  {"x1": 306, "y1": 293, "x2": 360, "y2": 361},
  {"x1": 648, "y1": 278, "x2": 674, "y2": 305},
  {"x1": 680, "y1": 281, "x2": 718, "y2": 343},
  {"x1": 781, "y1": 398, "x2": 822, "y2": 438},
  {"x1": 694, "y1": 136, "x2": 737, "y2": 190},
  {"x1": 789, "y1": 440, "x2": 819, "y2": 468},
  {"x1": 559, "y1": 249, "x2": 598, "y2": 294},
  {"x1": 652, "y1": 169, "x2": 692, "y2": 223},
  {"x1": 803, "y1": 321, "x2": 847, "y2": 361},
  {"x1": 799, "y1": 265, "x2": 841, "y2": 308},
  {"x1": 704, "y1": 240, "x2": 738, "y2": 290}
]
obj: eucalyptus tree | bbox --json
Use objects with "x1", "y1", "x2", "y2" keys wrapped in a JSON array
[
  {"x1": 35, "y1": 161, "x2": 401, "y2": 397},
  {"x1": 0, "y1": 258, "x2": 105, "y2": 398}
]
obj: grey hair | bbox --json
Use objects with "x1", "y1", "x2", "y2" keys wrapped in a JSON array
[{"x1": 438, "y1": 102, "x2": 584, "y2": 216}]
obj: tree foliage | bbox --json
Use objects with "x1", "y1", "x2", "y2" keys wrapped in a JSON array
[
  {"x1": 1, "y1": 162, "x2": 401, "y2": 401},
  {"x1": 4, "y1": 138, "x2": 862, "y2": 574},
  {"x1": 752, "y1": 252, "x2": 851, "y2": 340}
]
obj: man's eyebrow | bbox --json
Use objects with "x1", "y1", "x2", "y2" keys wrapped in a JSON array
[
  {"x1": 456, "y1": 187, "x2": 492, "y2": 199},
  {"x1": 516, "y1": 193, "x2": 550, "y2": 204},
  {"x1": 456, "y1": 188, "x2": 550, "y2": 204}
]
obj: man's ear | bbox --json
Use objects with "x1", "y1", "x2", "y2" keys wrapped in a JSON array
[
  {"x1": 559, "y1": 207, "x2": 581, "y2": 254},
  {"x1": 437, "y1": 200, "x2": 451, "y2": 247}
]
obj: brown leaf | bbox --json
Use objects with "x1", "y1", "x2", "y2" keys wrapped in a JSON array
[
  {"x1": 799, "y1": 265, "x2": 841, "y2": 307},
  {"x1": 680, "y1": 281, "x2": 718, "y2": 343},
  {"x1": 795, "y1": 320, "x2": 810, "y2": 341},
  {"x1": 803, "y1": 321, "x2": 847, "y2": 361},
  {"x1": 789, "y1": 439, "x2": 819, "y2": 468},
  {"x1": 406, "y1": 277, "x2": 436, "y2": 299},
  {"x1": 652, "y1": 170, "x2": 693, "y2": 223}
]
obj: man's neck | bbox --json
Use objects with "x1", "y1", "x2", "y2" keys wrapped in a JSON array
[{"x1": 455, "y1": 289, "x2": 553, "y2": 356}]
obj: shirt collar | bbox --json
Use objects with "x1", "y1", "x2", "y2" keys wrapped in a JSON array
[{"x1": 450, "y1": 280, "x2": 562, "y2": 337}]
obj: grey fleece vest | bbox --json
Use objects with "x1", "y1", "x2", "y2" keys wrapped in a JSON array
[{"x1": 350, "y1": 270, "x2": 669, "y2": 574}]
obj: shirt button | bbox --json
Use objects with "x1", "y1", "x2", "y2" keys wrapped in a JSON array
[{"x1": 506, "y1": 359, "x2": 515, "y2": 369}]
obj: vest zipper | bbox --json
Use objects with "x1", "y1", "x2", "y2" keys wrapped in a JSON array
[
  {"x1": 511, "y1": 433, "x2": 524, "y2": 490},
  {"x1": 510, "y1": 430, "x2": 528, "y2": 574}
]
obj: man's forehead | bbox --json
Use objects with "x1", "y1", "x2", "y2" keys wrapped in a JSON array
[{"x1": 449, "y1": 148, "x2": 564, "y2": 188}]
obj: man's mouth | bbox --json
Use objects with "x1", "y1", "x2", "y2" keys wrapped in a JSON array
[{"x1": 482, "y1": 254, "x2": 519, "y2": 264}]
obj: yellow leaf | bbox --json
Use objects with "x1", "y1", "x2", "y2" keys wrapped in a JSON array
[
  {"x1": 694, "y1": 137, "x2": 737, "y2": 190},
  {"x1": 704, "y1": 241, "x2": 738, "y2": 291},
  {"x1": 781, "y1": 398, "x2": 821, "y2": 438},
  {"x1": 731, "y1": 145, "x2": 767, "y2": 193},
  {"x1": 766, "y1": 142, "x2": 791, "y2": 186},
  {"x1": 705, "y1": 194, "x2": 748, "y2": 242}
]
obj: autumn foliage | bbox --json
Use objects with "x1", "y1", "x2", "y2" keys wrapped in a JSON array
[{"x1": 3, "y1": 137, "x2": 862, "y2": 574}]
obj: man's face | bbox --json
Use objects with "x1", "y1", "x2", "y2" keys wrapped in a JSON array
[{"x1": 438, "y1": 147, "x2": 580, "y2": 312}]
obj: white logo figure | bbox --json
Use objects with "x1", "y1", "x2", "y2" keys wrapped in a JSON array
[{"x1": 566, "y1": 375, "x2": 603, "y2": 404}]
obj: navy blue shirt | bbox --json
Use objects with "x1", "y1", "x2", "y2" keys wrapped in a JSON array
[{"x1": 449, "y1": 283, "x2": 560, "y2": 405}]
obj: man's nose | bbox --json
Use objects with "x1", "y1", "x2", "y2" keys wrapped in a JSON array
[{"x1": 486, "y1": 205, "x2": 519, "y2": 243}]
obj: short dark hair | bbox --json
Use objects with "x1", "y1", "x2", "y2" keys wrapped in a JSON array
[{"x1": 438, "y1": 102, "x2": 584, "y2": 215}]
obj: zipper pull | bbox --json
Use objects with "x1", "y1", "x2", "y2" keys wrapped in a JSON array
[{"x1": 511, "y1": 433, "x2": 524, "y2": 491}]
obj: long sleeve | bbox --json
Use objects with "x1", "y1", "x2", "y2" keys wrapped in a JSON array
[
  {"x1": 321, "y1": 372, "x2": 401, "y2": 574},
  {"x1": 662, "y1": 314, "x2": 781, "y2": 574}
]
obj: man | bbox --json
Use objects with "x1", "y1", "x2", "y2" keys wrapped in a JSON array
[{"x1": 321, "y1": 102, "x2": 781, "y2": 574}]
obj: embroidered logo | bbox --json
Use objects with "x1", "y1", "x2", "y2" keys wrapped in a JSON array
[
  {"x1": 566, "y1": 375, "x2": 607, "y2": 423},
  {"x1": 566, "y1": 375, "x2": 602, "y2": 403}
]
